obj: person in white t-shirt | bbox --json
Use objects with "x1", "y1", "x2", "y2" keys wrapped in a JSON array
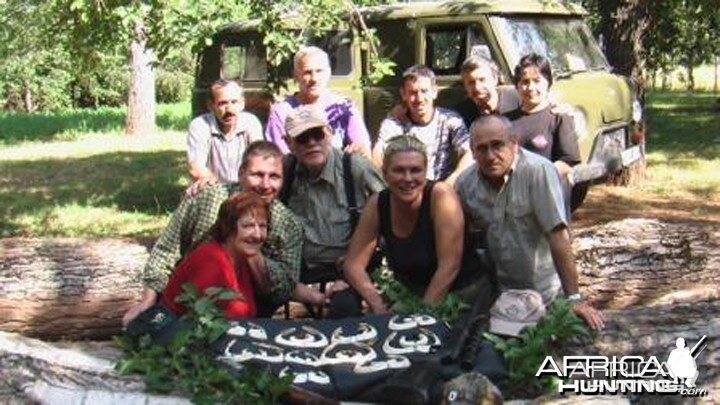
[{"x1": 372, "y1": 65, "x2": 473, "y2": 185}]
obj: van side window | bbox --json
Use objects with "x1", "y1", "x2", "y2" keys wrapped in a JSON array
[
  {"x1": 221, "y1": 36, "x2": 267, "y2": 81},
  {"x1": 426, "y1": 25, "x2": 488, "y2": 75}
]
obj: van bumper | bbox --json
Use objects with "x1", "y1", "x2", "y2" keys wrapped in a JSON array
[{"x1": 571, "y1": 144, "x2": 644, "y2": 184}]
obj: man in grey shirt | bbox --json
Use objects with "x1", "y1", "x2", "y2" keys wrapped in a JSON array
[
  {"x1": 455, "y1": 114, "x2": 605, "y2": 330},
  {"x1": 281, "y1": 105, "x2": 385, "y2": 293},
  {"x1": 186, "y1": 79, "x2": 263, "y2": 192}
]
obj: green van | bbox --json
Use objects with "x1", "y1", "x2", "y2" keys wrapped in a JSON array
[{"x1": 193, "y1": 0, "x2": 645, "y2": 204}]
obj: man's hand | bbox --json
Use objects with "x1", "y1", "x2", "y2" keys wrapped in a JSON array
[
  {"x1": 292, "y1": 282, "x2": 325, "y2": 306},
  {"x1": 246, "y1": 254, "x2": 272, "y2": 293},
  {"x1": 570, "y1": 300, "x2": 606, "y2": 331},
  {"x1": 549, "y1": 102, "x2": 573, "y2": 115},
  {"x1": 324, "y1": 279, "x2": 349, "y2": 300},
  {"x1": 370, "y1": 300, "x2": 390, "y2": 314},
  {"x1": 389, "y1": 104, "x2": 410, "y2": 123},
  {"x1": 343, "y1": 142, "x2": 372, "y2": 160},
  {"x1": 184, "y1": 175, "x2": 218, "y2": 198},
  {"x1": 122, "y1": 292, "x2": 158, "y2": 329}
]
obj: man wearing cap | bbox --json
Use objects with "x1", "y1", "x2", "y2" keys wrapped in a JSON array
[
  {"x1": 373, "y1": 65, "x2": 472, "y2": 185},
  {"x1": 455, "y1": 114, "x2": 605, "y2": 330},
  {"x1": 266, "y1": 46, "x2": 372, "y2": 159},
  {"x1": 186, "y1": 79, "x2": 264, "y2": 194},
  {"x1": 281, "y1": 105, "x2": 385, "y2": 311}
]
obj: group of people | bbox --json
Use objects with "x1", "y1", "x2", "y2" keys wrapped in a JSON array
[{"x1": 122, "y1": 45, "x2": 605, "y2": 333}]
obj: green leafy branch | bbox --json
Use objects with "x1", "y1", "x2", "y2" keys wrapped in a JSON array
[
  {"x1": 372, "y1": 267, "x2": 469, "y2": 322},
  {"x1": 115, "y1": 283, "x2": 291, "y2": 404},
  {"x1": 482, "y1": 299, "x2": 591, "y2": 398},
  {"x1": 249, "y1": 0, "x2": 396, "y2": 94}
]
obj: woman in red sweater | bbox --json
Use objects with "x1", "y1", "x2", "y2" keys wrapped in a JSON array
[{"x1": 160, "y1": 191, "x2": 268, "y2": 319}]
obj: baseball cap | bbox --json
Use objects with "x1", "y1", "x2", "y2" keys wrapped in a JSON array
[
  {"x1": 285, "y1": 105, "x2": 328, "y2": 139},
  {"x1": 489, "y1": 289, "x2": 546, "y2": 337}
]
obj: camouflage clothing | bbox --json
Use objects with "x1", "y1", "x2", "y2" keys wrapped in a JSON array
[
  {"x1": 441, "y1": 372, "x2": 502, "y2": 405},
  {"x1": 142, "y1": 183, "x2": 303, "y2": 305}
]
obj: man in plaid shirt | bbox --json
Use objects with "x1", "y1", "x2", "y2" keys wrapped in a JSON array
[{"x1": 123, "y1": 141, "x2": 323, "y2": 325}]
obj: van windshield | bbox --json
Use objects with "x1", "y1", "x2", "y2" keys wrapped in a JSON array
[{"x1": 491, "y1": 16, "x2": 608, "y2": 76}]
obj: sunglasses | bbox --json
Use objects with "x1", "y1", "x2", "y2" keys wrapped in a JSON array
[{"x1": 294, "y1": 127, "x2": 326, "y2": 145}]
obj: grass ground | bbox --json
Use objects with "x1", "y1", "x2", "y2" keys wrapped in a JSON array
[
  {"x1": 0, "y1": 92, "x2": 718, "y2": 239},
  {"x1": 0, "y1": 103, "x2": 190, "y2": 238},
  {"x1": 574, "y1": 91, "x2": 720, "y2": 227}
]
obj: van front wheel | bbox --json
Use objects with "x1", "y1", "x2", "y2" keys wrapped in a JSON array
[{"x1": 570, "y1": 182, "x2": 589, "y2": 212}]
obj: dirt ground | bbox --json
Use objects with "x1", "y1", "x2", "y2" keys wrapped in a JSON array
[{"x1": 574, "y1": 184, "x2": 720, "y2": 229}]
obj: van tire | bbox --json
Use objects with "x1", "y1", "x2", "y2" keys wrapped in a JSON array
[
  {"x1": 609, "y1": 152, "x2": 647, "y2": 187},
  {"x1": 570, "y1": 182, "x2": 589, "y2": 212}
]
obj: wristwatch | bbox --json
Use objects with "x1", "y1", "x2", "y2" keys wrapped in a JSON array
[{"x1": 567, "y1": 293, "x2": 584, "y2": 303}]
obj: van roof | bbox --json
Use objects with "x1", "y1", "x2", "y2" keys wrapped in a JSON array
[
  {"x1": 361, "y1": 0, "x2": 586, "y2": 21},
  {"x1": 220, "y1": 0, "x2": 585, "y2": 33}
]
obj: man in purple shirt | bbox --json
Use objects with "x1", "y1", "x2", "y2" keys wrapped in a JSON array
[{"x1": 265, "y1": 46, "x2": 371, "y2": 159}]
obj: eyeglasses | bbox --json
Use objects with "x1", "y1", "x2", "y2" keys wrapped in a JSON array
[
  {"x1": 294, "y1": 128, "x2": 326, "y2": 145},
  {"x1": 474, "y1": 139, "x2": 511, "y2": 155}
]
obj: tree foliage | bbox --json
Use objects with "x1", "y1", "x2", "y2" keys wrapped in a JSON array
[
  {"x1": 643, "y1": 0, "x2": 719, "y2": 90},
  {"x1": 580, "y1": 0, "x2": 719, "y2": 91}
]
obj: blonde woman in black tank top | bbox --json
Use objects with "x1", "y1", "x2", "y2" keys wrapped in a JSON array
[{"x1": 341, "y1": 136, "x2": 465, "y2": 314}]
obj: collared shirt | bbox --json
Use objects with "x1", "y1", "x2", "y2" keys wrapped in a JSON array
[
  {"x1": 187, "y1": 112, "x2": 264, "y2": 183},
  {"x1": 454, "y1": 149, "x2": 567, "y2": 303},
  {"x1": 265, "y1": 92, "x2": 371, "y2": 154},
  {"x1": 142, "y1": 183, "x2": 303, "y2": 305},
  {"x1": 454, "y1": 86, "x2": 521, "y2": 128},
  {"x1": 284, "y1": 148, "x2": 386, "y2": 266},
  {"x1": 375, "y1": 107, "x2": 470, "y2": 181}
]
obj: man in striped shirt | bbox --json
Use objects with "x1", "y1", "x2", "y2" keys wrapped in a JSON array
[{"x1": 372, "y1": 65, "x2": 473, "y2": 186}]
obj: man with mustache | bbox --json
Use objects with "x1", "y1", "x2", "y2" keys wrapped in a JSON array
[
  {"x1": 454, "y1": 115, "x2": 605, "y2": 330},
  {"x1": 372, "y1": 65, "x2": 472, "y2": 186},
  {"x1": 123, "y1": 141, "x2": 322, "y2": 326},
  {"x1": 281, "y1": 105, "x2": 385, "y2": 316},
  {"x1": 266, "y1": 46, "x2": 372, "y2": 159},
  {"x1": 186, "y1": 79, "x2": 264, "y2": 193}
]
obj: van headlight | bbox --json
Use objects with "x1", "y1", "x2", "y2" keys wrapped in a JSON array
[
  {"x1": 632, "y1": 99, "x2": 643, "y2": 123},
  {"x1": 571, "y1": 108, "x2": 588, "y2": 139}
]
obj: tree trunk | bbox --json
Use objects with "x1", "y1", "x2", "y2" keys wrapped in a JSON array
[
  {"x1": 125, "y1": 19, "x2": 156, "y2": 136},
  {"x1": 22, "y1": 78, "x2": 34, "y2": 112},
  {"x1": 596, "y1": 0, "x2": 652, "y2": 96},
  {"x1": 0, "y1": 238, "x2": 147, "y2": 340},
  {"x1": 686, "y1": 65, "x2": 695, "y2": 91}
]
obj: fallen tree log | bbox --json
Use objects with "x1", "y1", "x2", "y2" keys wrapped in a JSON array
[
  {"x1": 0, "y1": 218, "x2": 717, "y2": 344},
  {"x1": 0, "y1": 238, "x2": 147, "y2": 339},
  {"x1": 573, "y1": 218, "x2": 719, "y2": 308},
  {"x1": 0, "y1": 331, "x2": 336, "y2": 404}
]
